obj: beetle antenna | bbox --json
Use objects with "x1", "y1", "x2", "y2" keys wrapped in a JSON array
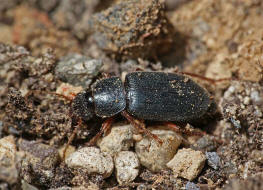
[{"x1": 26, "y1": 89, "x2": 74, "y2": 103}]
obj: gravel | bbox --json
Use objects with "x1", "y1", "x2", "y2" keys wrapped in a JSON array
[
  {"x1": 135, "y1": 126, "x2": 182, "y2": 172},
  {"x1": 65, "y1": 147, "x2": 114, "y2": 178},
  {"x1": 114, "y1": 151, "x2": 140, "y2": 185},
  {"x1": 167, "y1": 148, "x2": 206, "y2": 181}
]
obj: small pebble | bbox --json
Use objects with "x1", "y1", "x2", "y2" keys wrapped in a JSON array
[
  {"x1": 167, "y1": 148, "x2": 206, "y2": 181},
  {"x1": 66, "y1": 147, "x2": 114, "y2": 178},
  {"x1": 135, "y1": 126, "x2": 182, "y2": 172},
  {"x1": 205, "y1": 152, "x2": 221, "y2": 170},
  {"x1": 185, "y1": 181, "x2": 200, "y2": 190},
  {"x1": 114, "y1": 151, "x2": 140, "y2": 185},
  {"x1": 97, "y1": 123, "x2": 134, "y2": 156}
]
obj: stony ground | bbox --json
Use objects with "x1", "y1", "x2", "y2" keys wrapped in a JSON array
[{"x1": 0, "y1": 0, "x2": 262, "y2": 189}]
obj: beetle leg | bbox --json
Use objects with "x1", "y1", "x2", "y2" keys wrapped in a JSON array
[
  {"x1": 178, "y1": 71, "x2": 231, "y2": 84},
  {"x1": 121, "y1": 111, "x2": 163, "y2": 145},
  {"x1": 164, "y1": 122, "x2": 206, "y2": 136},
  {"x1": 86, "y1": 117, "x2": 115, "y2": 146},
  {"x1": 63, "y1": 118, "x2": 82, "y2": 160}
]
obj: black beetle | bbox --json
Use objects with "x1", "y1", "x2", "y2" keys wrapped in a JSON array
[{"x1": 66, "y1": 71, "x2": 214, "y2": 148}]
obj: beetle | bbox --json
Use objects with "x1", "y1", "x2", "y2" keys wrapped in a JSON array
[{"x1": 65, "y1": 71, "x2": 216, "y2": 151}]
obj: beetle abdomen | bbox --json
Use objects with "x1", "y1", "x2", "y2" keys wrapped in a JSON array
[
  {"x1": 125, "y1": 72, "x2": 211, "y2": 122},
  {"x1": 93, "y1": 77, "x2": 126, "y2": 117}
]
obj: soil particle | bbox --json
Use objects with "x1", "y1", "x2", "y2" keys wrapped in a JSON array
[
  {"x1": 167, "y1": 148, "x2": 206, "y2": 181},
  {"x1": 97, "y1": 123, "x2": 134, "y2": 156},
  {"x1": 114, "y1": 151, "x2": 140, "y2": 185},
  {"x1": 135, "y1": 126, "x2": 182, "y2": 172},
  {"x1": 65, "y1": 147, "x2": 114, "y2": 178}
]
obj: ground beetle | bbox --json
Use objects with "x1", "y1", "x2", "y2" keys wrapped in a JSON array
[{"x1": 64, "y1": 71, "x2": 216, "y2": 152}]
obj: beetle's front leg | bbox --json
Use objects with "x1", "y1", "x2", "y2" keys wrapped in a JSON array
[{"x1": 86, "y1": 117, "x2": 115, "y2": 146}]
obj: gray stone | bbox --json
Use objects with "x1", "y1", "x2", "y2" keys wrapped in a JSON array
[
  {"x1": 66, "y1": 147, "x2": 114, "y2": 178},
  {"x1": 55, "y1": 54, "x2": 102, "y2": 87},
  {"x1": 135, "y1": 126, "x2": 182, "y2": 172},
  {"x1": 114, "y1": 151, "x2": 140, "y2": 184},
  {"x1": 185, "y1": 181, "x2": 200, "y2": 190},
  {"x1": 206, "y1": 152, "x2": 221, "y2": 170}
]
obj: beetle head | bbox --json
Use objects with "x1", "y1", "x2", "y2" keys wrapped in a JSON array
[{"x1": 71, "y1": 90, "x2": 94, "y2": 121}]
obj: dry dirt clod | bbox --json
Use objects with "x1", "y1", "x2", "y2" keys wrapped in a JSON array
[
  {"x1": 135, "y1": 126, "x2": 182, "y2": 172},
  {"x1": 97, "y1": 123, "x2": 134, "y2": 156},
  {"x1": 114, "y1": 151, "x2": 140, "y2": 185},
  {"x1": 167, "y1": 148, "x2": 206, "y2": 181},
  {"x1": 0, "y1": 135, "x2": 18, "y2": 185},
  {"x1": 65, "y1": 147, "x2": 114, "y2": 178}
]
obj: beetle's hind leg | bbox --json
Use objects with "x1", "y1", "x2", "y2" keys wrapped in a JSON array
[
  {"x1": 177, "y1": 71, "x2": 231, "y2": 84},
  {"x1": 121, "y1": 110, "x2": 163, "y2": 145},
  {"x1": 164, "y1": 122, "x2": 206, "y2": 136},
  {"x1": 86, "y1": 117, "x2": 115, "y2": 146}
]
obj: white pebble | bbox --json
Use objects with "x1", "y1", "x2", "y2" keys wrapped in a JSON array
[
  {"x1": 114, "y1": 151, "x2": 140, "y2": 184},
  {"x1": 66, "y1": 147, "x2": 114, "y2": 178}
]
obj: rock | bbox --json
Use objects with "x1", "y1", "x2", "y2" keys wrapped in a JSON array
[
  {"x1": 55, "y1": 54, "x2": 102, "y2": 87},
  {"x1": 114, "y1": 151, "x2": 140, "y2": 185},
  {"x1": 185, "y1": 181, "x2": 200, "y2": 190},
  {"x1": 205, "y1": 152, "x2": 221, "y2": 170},
  {"x1": 167, "y1": 148, "x2": 206, "y2": 181},
  {"x1": 135, "y1": 126, "x2": 182, "y2": 172},
  {"x1": 90, "y1": 0, "x2": 175, "y2": 59},
  {"x1": 19, "y1": 139, "x2": 59, "y2": 187},
  {"x1": 0, "y1": 136, "x2": 18, "y2": 185},
  {"x1": 66, "y1": 147, "x2": 114, "y2": 178},
  {"x1": 97, "y1": 123, "x2": 134, "y2": 156}
]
